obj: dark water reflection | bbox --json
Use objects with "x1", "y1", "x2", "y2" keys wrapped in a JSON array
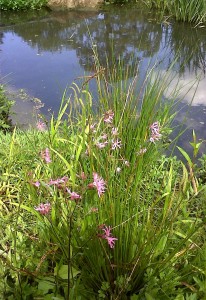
[{"x1": 0, "y1": 6, "x2": 206, "y2": 155}]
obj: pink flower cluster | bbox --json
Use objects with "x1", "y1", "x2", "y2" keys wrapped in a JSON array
[
  {"x1": 91, "y1": 111, "x2": 122, "y2": 151},
  {"x1": 88, "y1": 173, "x2": 106, "y2": 197},
  {"x1": 96, "y1": 135, "x2": 108, "y2": 149},
  {"x1": 103, "y1": 110, "x2": 114, "y2": 124},
  {"x1": 41, "y1": 148, "x2": 52, "y2": 163},
  {"x1": 36, "y1": 120, "x2": 47, "y2": 131},
  {"x1": 99, "y1": 225, "x2": 118, "y2": 249},
  {"x1": 48, "y1": 176, "x2": 68, "y2": 187},
  {"x1": 66, "y1": 188, "x2": 81, "y2": 200},
  {"x1": 149, "y1": 121, "x2": 161, "y2": 143},
  {"x1": 35, "y1": 203, "x2": 51, "y2": 215}
]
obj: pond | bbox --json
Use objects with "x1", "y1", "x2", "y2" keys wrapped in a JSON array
[{"x1": 0, "y1": 5, "x2": 206, "y2": 156}]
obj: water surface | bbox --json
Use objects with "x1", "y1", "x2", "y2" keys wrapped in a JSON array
[{"x1": 0, "y1": 6, "x2": 206, "y2": 155}]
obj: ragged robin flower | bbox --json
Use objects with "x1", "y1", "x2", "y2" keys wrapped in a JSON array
[
  {"x1": 103, "y1": 110, "x2": 114, "y2": 124},
  {"x1": 40, "y1": 148, "x2": 52, "y2": 163},
  {"x1": 99, "y1": 225, "x2": 118, "y2": 249},
  {"x1": 88, "y1": 173, "x2": 106, "y2": 197},
  {"x1": 35, "y1": 203, "x2": 51, "y2": 215},
  {"x1": 36, "y1": 120, "x2": 47, "y2": 131}
]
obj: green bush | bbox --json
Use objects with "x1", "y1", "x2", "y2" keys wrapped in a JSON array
[{"x1": 0, "y1": 0, "x2": 48, "y2": 10}]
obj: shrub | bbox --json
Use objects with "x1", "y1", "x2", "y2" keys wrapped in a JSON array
[{"x1": 0, "y1": 0, "x2": 48, "y2": 10}]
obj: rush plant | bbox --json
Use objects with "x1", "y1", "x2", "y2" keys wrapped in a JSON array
[
  {"x1": 143, "y1": 0, "x2": 206, "y2": 24},
  {"x1": 0, "y1": 55, "x2": 204, "y2": 299}
]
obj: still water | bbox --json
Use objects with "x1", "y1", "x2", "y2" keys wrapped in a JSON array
[{"x1": 0, "y1": 6, "x2": 206, "y2": 154}]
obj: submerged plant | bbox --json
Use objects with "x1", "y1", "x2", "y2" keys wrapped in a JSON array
[{"x1": 0, "y1": 85, "x2": 13, "y2": 132}]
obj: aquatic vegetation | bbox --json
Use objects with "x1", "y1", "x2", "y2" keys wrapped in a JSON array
[
  {"x1": 144, "y1": 0, "x2": 206, "y2": 24},
  {"x1": 0, "y1": 57, "x2": 206, "y2": 299},
  {"x1": 0, "y1": 85, "x2": 13, "y2": 131}
]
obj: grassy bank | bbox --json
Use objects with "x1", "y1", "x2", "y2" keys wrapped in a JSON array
[
  {"x1": 1, "y1": 0, "x2": 206, "y2": 25},
  {"x1": 104, "y1": 0, "x2": 206, "y2": 25},
  {"x1": 0, "y1": 56, "x2": 206, "y2": 299},
  {"x1": 0, "y1": 0, "x2": 48, "y2": 10}
]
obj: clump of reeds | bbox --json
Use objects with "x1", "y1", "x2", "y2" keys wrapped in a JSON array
[
  {"x1": 0, "y1": 51, "x2": 205, "y2": 299},
  {"x1": 144, "y1": 0, "x2": 206, "y2": 24}
]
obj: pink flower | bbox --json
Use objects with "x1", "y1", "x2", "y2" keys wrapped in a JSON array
[
  {"x1": 41, "y1": 148, "x2": 52, "y2": 163},
  {"x1": 150, "y1": 121, "x2": 161, "y2": 143},
  {"x1": 137, "y1": 148, "x2": 147, "y2": 155},
  {"x1": 100, "y1": 225, "x2": 118, "y2": 249},
  {"x1": 48, "y1": 176, "x2": 68, "y2": 186},
  {"x1": 112, "y1": 127, "x2": 118, "y2": 136},
  {"x1": 150, "y1": 121, "x2": 159, "y2": 133},
  {"x1": 111, "y1": 139, "x2": 122, "y2": 150},
  {"x1": 80, "y1": 172, "x2": 87, "y2": 181},
  {"x1": 101, "y1": 134, "x2": 108, "y2": 140},
  {"x1": 90, "y1": 123, "x2": 97, "y2": 133},
  {"x1": 88, "y1": 173, "x2": 106, "y2": 197},
  {"x1": 103, "y1": 110, "x2": 114, "y2": 124},
  {"x1": 32, "y1": 181, "x2": 40, "y2": 187},
  {"x1": 96, "y1": 134, "x2": 108, "y2": 149},
  {"x1": 107, "y1": 236, "x2": 118, "y2": 249},
  {"x1": 96, "y1": 141, "x2": 108, "y2": 149},
  {"x1": 66, "y1": 188, "x2": 81, "y2": 200},
  {"x1": 36, "y1": 120, "x2": 46, "y2": 131},
  {"x1": 102, "y1": 226, "x2": 112, "y2": 237},
  {"x1": 90, "y1": 207, "x2": 98, "y2": 213},
  {"x1": 35, "y1": 203, "x2": 51, "y2": 215}
]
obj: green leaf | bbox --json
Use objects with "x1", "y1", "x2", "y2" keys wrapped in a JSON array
[
  {"x1": 55, "y1": 264, "x2": 80, "y2": 280},
  {"x1": 153, "y1": 235, "x2": 168, "y2": 257},
  {"x1": 38, "y1": 278, "x2": 55, "y2": 294},
  {"x1": 58, "y1": 264, "x2": 68, "y2": 279},
  {"x1": 130, "y1": 295, "x2": 139, "y2": 300},
  {"x1": 145, "y1": 292, "x2": 156, "y2": 300},
  {"x1": 177, "y1": 146, "x2": 192, "y2": 166}
]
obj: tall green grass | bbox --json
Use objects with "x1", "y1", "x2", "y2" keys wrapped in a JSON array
[
  {"x1": 0, "y1": 56, "x2": 205, "y2": 299},
  {"x1": 143, "y1": 0, "x2": 206, "y2": 24}
]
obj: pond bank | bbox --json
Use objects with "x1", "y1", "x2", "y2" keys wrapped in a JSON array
[{"x1": 47, "y1": 0, "x2": 103, "y2": 10}]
